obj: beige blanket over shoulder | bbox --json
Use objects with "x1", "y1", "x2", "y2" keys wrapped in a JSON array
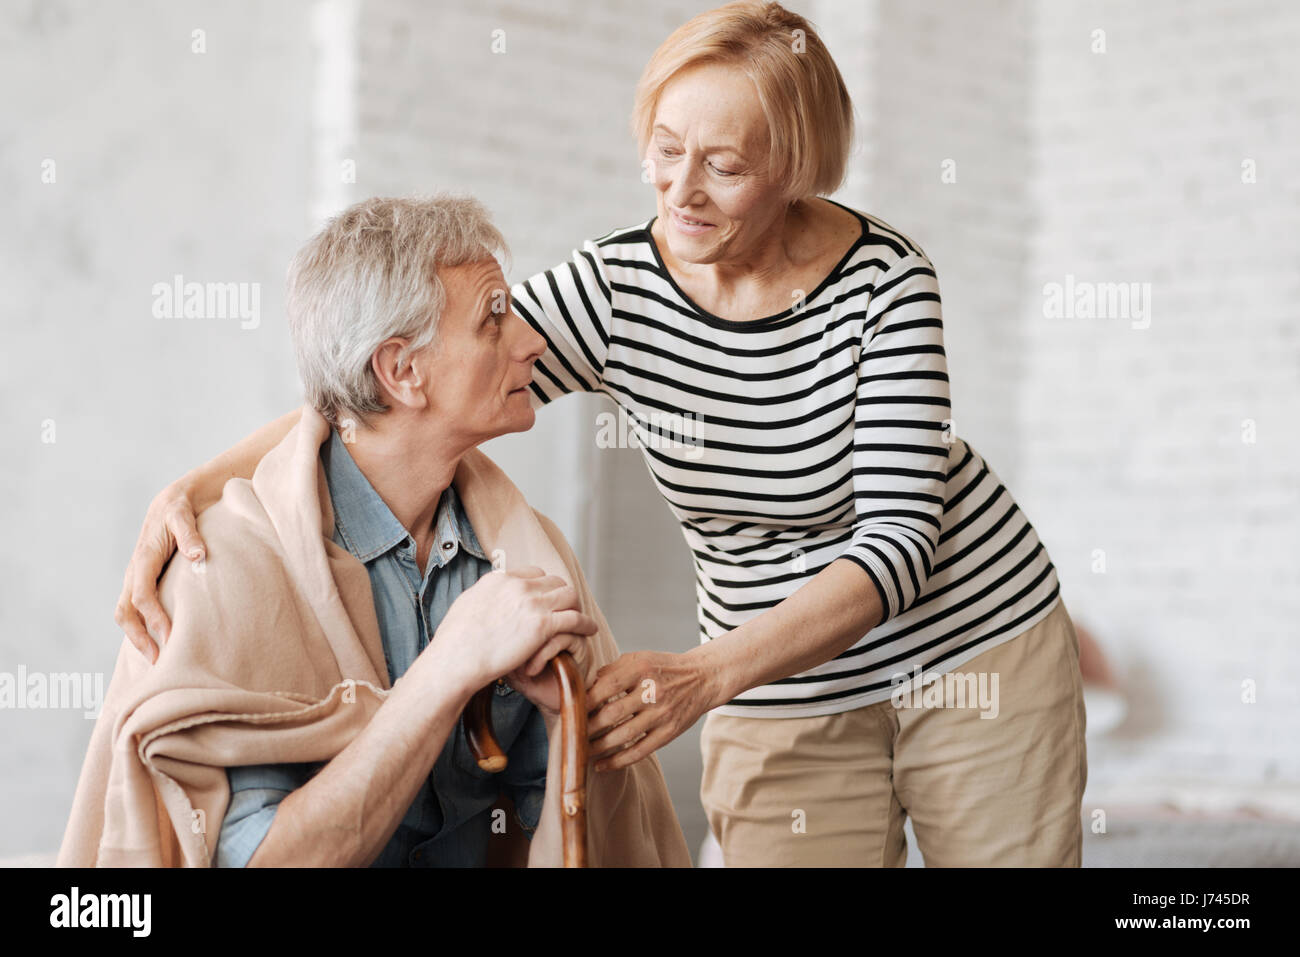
[{"x1": 58, "y1": 406, "x2": 691, "y2": 867}]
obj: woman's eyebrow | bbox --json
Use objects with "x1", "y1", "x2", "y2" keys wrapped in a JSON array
[{"x1": 653, "y1": 123, "x2": 746, "y2": 157}]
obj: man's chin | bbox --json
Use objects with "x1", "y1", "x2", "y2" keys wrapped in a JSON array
[
  {"x1": 479, "y1": 393, "x2": 537, "y2": 442},
  {"x1": 506, "y1": 403, "x2": 537, "y2": 434}
]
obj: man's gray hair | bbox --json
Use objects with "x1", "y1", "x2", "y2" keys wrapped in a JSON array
[{"x1": 286, "y1": 194, "x2": 510, "y2": 428}]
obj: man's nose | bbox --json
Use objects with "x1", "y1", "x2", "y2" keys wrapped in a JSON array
[{"x1": 510, "y1": 311, "x2": 546, "y2": 361}]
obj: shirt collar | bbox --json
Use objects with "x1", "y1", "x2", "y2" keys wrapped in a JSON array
[{"x1": 320, "y1": 428, "x2": 488, "y2": 565}]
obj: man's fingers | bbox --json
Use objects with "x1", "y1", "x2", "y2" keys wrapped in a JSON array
[
  {"x1": 523, "y1": 619, "x2": 594, "y2": 677},
  {"x1": 522, "y1": 646, "x2": 547, "y2": 678},
  {"x1": 550, "y1": 609, "x2": 597, "y2": 637},
  {"x1": 523, "y1": 573, "x2": 567, "y2": 593},
  {"x1": 554, "y1": 585, "x2": 581, "y2": 612},
  {"x1": 523, "y1": 636, "x2": 567, "y2": 678},
  {"x1": 514, "y1": 574, "x2": 580, "y2": 612},
  {"x1": 507, "y1": 570, "x2": 580, "y2": 614},
  {"x1": 506, "y1": 565, "x2": 545, "y2": 579}
]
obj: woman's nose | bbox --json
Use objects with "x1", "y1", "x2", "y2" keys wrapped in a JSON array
[{"x1": 663, "y1": 158, "x2": 703, "y2": 207}]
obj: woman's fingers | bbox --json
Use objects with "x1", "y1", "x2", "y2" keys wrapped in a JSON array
[
  {"x1": 589, "y1": 708, "x2": 654, "y2": 763},
  {"x1": 114, "y1": 489, "x2": 201, "y2": 664},
  {"x1": 129, "y1": 535, "x2": 174, "y2": 646},
  {"x1": 114, "y1": 577, "x2": 158, "y2": 664},
  {"x1": 586, "y1": 656, "x2": 636, "y2": 707},
  {"x1": 168, "y1": 501, "x2": 206, "y2": 562},
  {"x1": 587, "y1": 681, "x2": 642, "y2": 737},
  {"x1": 595, "y1": 722, "x2": 674, "y2": 772}
]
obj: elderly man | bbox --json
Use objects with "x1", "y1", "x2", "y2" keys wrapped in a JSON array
[{"x1": 59, "y1": 196, "x2": 690, "y2": 868}]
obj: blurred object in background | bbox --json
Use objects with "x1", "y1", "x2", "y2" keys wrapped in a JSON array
[{"x1": 1076, "y1": 618, "x2": 1128, "y2": 737}]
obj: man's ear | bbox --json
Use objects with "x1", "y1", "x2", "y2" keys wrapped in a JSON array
[{"x1": 371, "y1": 338, "x2": 429, "y2": 411}]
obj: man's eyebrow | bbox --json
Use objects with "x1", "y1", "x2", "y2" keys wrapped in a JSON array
[{"x1": 475, "y1": 283, "x2": 511, "y2": 317}]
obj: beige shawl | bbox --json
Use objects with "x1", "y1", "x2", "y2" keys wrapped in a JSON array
[{"x1": 58, "y1": 406, "x2": 692, "y2": 867}]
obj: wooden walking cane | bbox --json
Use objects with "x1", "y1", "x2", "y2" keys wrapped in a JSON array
[{"x1": 464, "y1": 651, "x2": 588, "y2": 867}]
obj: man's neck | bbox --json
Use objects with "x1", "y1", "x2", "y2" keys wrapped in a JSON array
[{"x1": 339, "y1": 412, "x2": 468, "y2": 566}]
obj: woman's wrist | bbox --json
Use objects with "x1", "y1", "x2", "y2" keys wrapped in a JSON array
[
  {"x1": 686, "y1": 638, "x2": 742, "y2": 711},
  {"x1": 171, "y1": 467, "x2": 216, "y2": 511},
  {"x1": 180, "y1": 407, "x2": 305, "y2": 512}
]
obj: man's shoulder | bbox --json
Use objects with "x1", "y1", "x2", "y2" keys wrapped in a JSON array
[
  {"x1": 529, "y1": 508, "x2": 567, "y2": 551},
  {"x1": 158, "y1": 478, "x2": 285, "y2": 598},
  {"x1": 200, "y1": 477, "x2": 282, "y2": 553}
]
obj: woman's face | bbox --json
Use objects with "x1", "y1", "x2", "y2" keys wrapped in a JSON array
[{"x1": 647, "y1": 62, "x2": 786, "y2": 265}]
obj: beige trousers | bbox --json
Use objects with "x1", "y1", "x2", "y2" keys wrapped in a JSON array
[{"x1": 700, "y1": 598, "x2": 1088, "y2": 866}]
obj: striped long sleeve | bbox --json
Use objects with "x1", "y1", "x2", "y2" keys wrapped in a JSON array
[
  {"x1": 491, "y1": 207, "x2": 1062, "y2": 718},
  {"x1": 839, "y1": 255, "x2": 950, "y2": 625},
  {"x1": 510, "y1": 238, "x2": 613, "y2": 405}
]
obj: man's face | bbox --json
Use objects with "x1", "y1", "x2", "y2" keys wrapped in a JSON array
[{"x1": 414, "y1": 257, "x2": 545, "y2": 446}]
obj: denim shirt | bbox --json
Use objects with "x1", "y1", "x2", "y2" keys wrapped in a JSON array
[{"x1": 214, "y1": 428, "x2": 548, "y2": 867}]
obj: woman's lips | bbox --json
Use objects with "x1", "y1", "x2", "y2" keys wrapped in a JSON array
[{"x1": 671, "y1": 208, "x2": 715, "y2": 235}]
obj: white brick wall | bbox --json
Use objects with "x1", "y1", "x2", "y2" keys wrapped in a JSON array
[
  {"x1": 809, "y1": 0, "x2": 1300, "y2": 814},
  {"x1": 5, "y1": 0, "x2": 1295, "y2": 862},
  {"x1": 1018, "y1": 0, "x2": 1300, "y2": 809},
  {"x1": 0, "y1": 0, "x2": 316, "y2": 856},
  {"x1": 839, "y1": 0, "x2": 1035, "y2": 480},
  {"x1": 817, "y1": 0, "x2": 1300, "y2": 812}
]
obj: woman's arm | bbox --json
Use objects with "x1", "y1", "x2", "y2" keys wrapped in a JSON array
[
  {"x1": 184, "y1": 407, "x2": 304, "y2": 510},
  {"x1": 114, "y1": 406, "x2": 303, "y2": 662},
  {"x1": 585, "y1": 559, "x2": 884, "y2": 770},
  {"x1": 585, "y1": 253, "x2": 950, "y2": 769},
  {"x1": 510, "y1": 239, "x2": 613, "y2": 405}
]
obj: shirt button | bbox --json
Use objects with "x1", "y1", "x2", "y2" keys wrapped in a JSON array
[{"x1": 442, "y1": 542, "x2": 454, "y2": 550}]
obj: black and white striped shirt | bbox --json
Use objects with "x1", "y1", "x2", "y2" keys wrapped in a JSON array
[{"x1": 511, "y1": 200, "x2": 1062, "y2": 718}]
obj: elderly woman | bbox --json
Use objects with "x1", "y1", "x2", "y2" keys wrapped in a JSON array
[{"x1": 116, "y1": 1, "x2": 1086, "y2": 867}]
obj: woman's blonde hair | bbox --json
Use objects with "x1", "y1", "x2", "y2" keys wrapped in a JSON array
[{"x1": 631, "y1": 0, "x2": 854, "y2": 202}]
